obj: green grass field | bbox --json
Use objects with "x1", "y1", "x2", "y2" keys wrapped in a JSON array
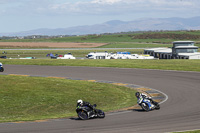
[
  {"x1": 1, "y1": 31, "x2": 200, "y2": 48},
  {"x1": 173, "y1": 130, "x2": 200, "y2": 133},
  {"x1": 0, "y1": 75, "x2": 137, "y2": 123},
  {"x1": 1, "y1": 59, "x2": 200, "y2": 72},
  {"x1": 99, "y1": 42, "x2": 172, "y2": 48}
]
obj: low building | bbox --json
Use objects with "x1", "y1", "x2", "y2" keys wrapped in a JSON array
[
  {"x1": 144, "y1": 41, "x2": 200, "y2": 59},
  {"x1": 144, "y1": 48, "x2": 172, "y2": 59}
]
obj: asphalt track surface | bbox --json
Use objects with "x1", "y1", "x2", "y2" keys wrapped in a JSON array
[{"x1": 1, "y1": 65, "x2": 200, "y2": 133}]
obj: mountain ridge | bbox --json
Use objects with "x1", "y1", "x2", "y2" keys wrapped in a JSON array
[{"x1": 1, "y1": 16, "x2": 200, "y2": 36}]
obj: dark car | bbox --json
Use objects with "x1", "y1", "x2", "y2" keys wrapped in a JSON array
[{"x1": 0, "y1": 56, "x2": 7, "y2": 59}]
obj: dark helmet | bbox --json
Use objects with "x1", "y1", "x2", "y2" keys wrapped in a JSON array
[{"x1": 135, "y1": 92, "x2": 140, "y2": 98}]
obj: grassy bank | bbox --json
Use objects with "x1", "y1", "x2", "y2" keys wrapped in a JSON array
[
  {"x1": 98, "y1": 42, "x2": 172, "y2": 48},
  {"x1": 1, "y1": 31, "x2": 200, "y2": 43},
  {"x1": 0, "y1": 75, "x2": 136, "y2": 123},
  {"x1": 1, "y1": 59, "x2": 200, "y2": 72}
]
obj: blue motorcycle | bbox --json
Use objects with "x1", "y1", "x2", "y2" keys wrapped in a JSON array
[
  {"x1": 0, "y1": 63, "x2": 4, "y2": 72},
  {"x1": 138, "y1": 97, "x2": 160, "y2": 111}
]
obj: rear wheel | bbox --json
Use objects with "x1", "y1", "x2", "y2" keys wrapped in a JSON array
[
  {"x1": 141, "y1": 103, "x2": 150, "y2": 112},
  {"x1": 78, "y1": 111, "x2": 88, "y2": 120}
]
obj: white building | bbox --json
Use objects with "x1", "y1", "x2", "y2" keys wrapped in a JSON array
[
  {"x1": 144, "y1": 48, "x2": 172, "y2": 59},
  {"x1": 144, "y1": 41, "x2": 200, "y2": 59}
]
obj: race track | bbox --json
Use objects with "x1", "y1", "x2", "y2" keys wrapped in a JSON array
[{"x1": 1, "y1": 65, "x2": 200, "y2": 133}]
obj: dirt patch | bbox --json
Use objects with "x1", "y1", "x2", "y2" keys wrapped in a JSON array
[{"x1": 0, "y1": 42, "x2": 107, "y2": 48}]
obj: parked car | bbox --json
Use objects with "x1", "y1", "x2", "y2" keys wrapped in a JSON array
[{"x1": 0, "y1": 56, "x2": 7, "y2": 59}]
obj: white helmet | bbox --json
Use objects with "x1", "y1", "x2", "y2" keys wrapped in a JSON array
[{"x1": 77, "y1": 99, "x2": 83, "y2": 104}]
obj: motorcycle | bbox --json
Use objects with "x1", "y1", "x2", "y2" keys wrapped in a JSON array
[
  {"x1": 138, "y1": 97, "x2": 160, "y2": 112},
  {"x1": 0, "y1": 63, "x2": 4, "y2": 72},
  {"x1": 76, "y1": 104, "x2": 105, "y2": 120}
]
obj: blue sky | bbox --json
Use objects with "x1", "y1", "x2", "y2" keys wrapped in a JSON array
[{"x1": 0, "y1": 0, "x2": 199, "y2": 33}]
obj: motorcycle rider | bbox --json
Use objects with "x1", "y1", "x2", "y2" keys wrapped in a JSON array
[
  {"x1": 135, "y1": 92, "x2": 157, "y2": 105},
  {"x1": 77, "y1": 99, "x2": 97, "y2": 115},
  {"x1": 0, "y1": 62, "x2": 3, "y2": 72}
]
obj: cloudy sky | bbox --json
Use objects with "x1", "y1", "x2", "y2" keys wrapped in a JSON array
[{"x1": 0, "y1": 0, "x2": 199, "y2": 33}]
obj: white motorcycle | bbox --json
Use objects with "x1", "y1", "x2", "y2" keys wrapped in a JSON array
[{"x1": 138, "y1": 97, "x2": 160, "y2": 111}]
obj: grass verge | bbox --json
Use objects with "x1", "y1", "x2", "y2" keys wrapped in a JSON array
[
  {"x1": 173, "y1": 130, "x2": 200, "y2": 133},
  {"x1": 1, "y1": 59, "x2": 200, "y2": 72},
  {"x1": 0, "y1": 75, "x2": 137, "y2": 123},
  {"x1": 0, "y1": 49, "x2": 144, "y2": 58}
]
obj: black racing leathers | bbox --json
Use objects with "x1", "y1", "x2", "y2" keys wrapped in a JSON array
[{"x1": 77, "y1": 101, "x2": 95, "y2": 110}]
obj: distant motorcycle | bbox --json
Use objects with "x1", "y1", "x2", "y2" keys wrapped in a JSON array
[
  {"x1": 76, "y1": 104, "x2": 105, "y2": 120},
  {"x1": 0, "y1": 63, "x2": 4, "y2": 72},
  {"x1": 138, "y1": 97, "x2": 160, "y2": 111}
]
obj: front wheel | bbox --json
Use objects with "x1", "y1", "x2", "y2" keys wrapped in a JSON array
[
  {"x1": 152, "y1": 101, "x2": 160, "y2": 110},
  {"x1": 97, "y1": 109, "x2": 105, "y2": 118},
  {"x1": 141, "y1": 103, "x2": 150, "y2": 112},
  {"x1": 0, "y1": 67, "x2": 4, "y2": 72},
  {"x1": 78, "y1": 111, "x2": 88, "y2": 120},
  {"x1": 155, "y1": 104, "x2": 160, "y2": 110}
]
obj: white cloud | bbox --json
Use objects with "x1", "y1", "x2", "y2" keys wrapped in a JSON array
[
  {"x1": 44, "y1": 0, "x2": 199, "y2": 15},
  {"x1": 91, "y1": 0, "x2": 122, "y2": 4},
  {"x1": 1, "y1": 0, "x2": 199, "y2": 16}
]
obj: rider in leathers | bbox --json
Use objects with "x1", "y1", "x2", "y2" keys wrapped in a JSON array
[
  {"x1": 77, "y1": 99, "x2": 97, "y2": 116},
  {"x1": 77, "y1": 99, "x2": 94, "y2": 109},
  {"x1": 0, "y1": 62, "x2": 3, "y2": 72},
  {"x1": 135, "y1": 92, "x2": 157, "y2": 105}
]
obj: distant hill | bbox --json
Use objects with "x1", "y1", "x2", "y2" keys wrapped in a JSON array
[{"x1": 1, "y1": 16, "x2": 200, "y2": 36}]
